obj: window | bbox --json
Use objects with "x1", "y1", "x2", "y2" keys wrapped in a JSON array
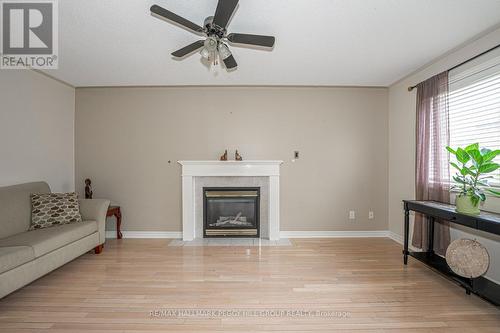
[{"x1": 448, "y1": 50, "x2": 500, "y2": 188}]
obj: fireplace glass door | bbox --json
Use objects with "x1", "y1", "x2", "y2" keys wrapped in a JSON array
[{"x1": 203, "y1": 188, "x2": 260, "y2": 237}]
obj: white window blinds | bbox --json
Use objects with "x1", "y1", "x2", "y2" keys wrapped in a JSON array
[{"x1": 448, "y1": 49, "x2": 500, "y2": 188}]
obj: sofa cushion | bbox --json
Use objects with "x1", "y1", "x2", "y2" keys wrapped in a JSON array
[
  {"x1": 0, "y1": 246, "x2": 35, "y2": 274},
  {"x1": 0, "y1": 182, "x2": 50, "y2": 239},
  {"x1": 30, "y1": 192, "x2": 82, "y2": 230},
  {"x1": 0, "y1": 221, "x2": 97, "y2": 258}
]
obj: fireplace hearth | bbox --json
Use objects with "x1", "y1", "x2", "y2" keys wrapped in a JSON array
[{"x1": 203, "y1": 187, "x2": 260, "y2": 237}]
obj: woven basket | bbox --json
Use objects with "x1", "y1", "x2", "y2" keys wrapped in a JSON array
[{"x1": 445, "y1": 238, "x2": 489, "y2": 278}]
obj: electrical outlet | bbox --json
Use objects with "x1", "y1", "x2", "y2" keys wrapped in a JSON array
[
  {"x1": 349, "y1": 211, "x2": 356, "y2": 220},
  {"x1": 368, "y1": 211, "x2": 374, "y2": 220}
]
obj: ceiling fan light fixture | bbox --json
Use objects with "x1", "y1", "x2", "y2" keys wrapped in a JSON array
[
  {"x1": 218, "y1": 43, "x2": 231, "y2": 60},
  {"x1": 204, "y1": 37, "x2": 218, "y2": 52},
  {"x1": 200, "y1": 47, "x2": 210, "y2": 59}
]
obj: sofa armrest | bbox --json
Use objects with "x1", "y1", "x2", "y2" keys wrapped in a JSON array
[{"x1": 79, "y1": 199, "x2": 110, "y2": 245}]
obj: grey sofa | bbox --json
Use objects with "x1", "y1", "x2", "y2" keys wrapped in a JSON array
[{"x1": 0, "y1": 182, "x2": 110, "y2": 298}]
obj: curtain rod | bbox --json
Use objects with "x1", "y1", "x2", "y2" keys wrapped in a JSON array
[{"x1": 407, "y1": 44, "x2": 500, "y2": 92}]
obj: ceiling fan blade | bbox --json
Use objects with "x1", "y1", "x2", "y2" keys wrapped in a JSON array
[
  {"x1": 213, "y1": 0, "x2": 239, "y2": 30},
  {"x1": 227, "y1": 33, "x2": 275, "y2": 47},
  {"x1": 171, "y1": 40, "x2": 205, "y2": 58},
  {"x1": 223, "y1": 54, "x2": 238, "y2": 69},
  {"x1": 150, "y1": 5, "x2": 203, "y2": 34}
]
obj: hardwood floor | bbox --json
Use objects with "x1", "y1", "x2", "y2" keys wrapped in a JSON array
[{"x1": 0, "y1": 238, "x2": 499, "y2": 332}]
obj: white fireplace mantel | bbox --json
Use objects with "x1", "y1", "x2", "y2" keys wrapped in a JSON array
[{"x1": 178, "y1": 160, "x2": 283, "y2": 241}]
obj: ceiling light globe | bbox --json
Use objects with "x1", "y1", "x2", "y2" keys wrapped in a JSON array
[
  {"x1": 218, "y1": 43, "x2": 232, "y2": 60},
  {"x1": 204, "y1": 37, "x2": 218, "y2": 52},
  {"x1": 200, "y1": 47, "x2": 210, "y2": 59}
]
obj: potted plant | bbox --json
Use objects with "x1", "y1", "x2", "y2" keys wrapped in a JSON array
[{"x1": 446, "y1": 143, "x2": 500, "y2": 215}]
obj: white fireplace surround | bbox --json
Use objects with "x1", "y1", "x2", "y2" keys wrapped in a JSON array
[{"x1": 178, "y1": 160, "x2": 283, "y2": 241}]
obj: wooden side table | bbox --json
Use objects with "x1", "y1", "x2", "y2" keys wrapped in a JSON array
[{"x1": 106, "y1": 206, "x2": 122, "y2": 239}]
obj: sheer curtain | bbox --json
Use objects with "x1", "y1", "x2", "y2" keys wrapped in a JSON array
[{"x1": 413, "y1": 71, "x2": 451, "y2": 255}]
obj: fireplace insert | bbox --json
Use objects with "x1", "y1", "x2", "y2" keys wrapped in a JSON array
[{"x1": 203, "y1": 187, "x2": 260, "y2": 237}]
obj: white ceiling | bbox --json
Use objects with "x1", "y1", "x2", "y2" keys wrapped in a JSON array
[{"x1": 49, "y1": 0, "x2": 500, "y2": 87}]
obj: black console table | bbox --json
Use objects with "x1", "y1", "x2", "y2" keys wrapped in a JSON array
[{"x1": 403, "y1": 200, "x2": 500, "y2": 305}]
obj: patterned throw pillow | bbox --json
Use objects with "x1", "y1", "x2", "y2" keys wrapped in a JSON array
[{"x1": 30, "y1": 193, "x2": 82, "y2": 230}]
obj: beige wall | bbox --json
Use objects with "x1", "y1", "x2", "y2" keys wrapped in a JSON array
[
  {"x1": 0, "y1": 70, "x2": 75, "y2": 192},
  {"x1": 75, "y1": 87, "x2": 388, "y2": 232},
  {"x1": 388, "y1": 27, "x2": 500, "y2": 282}
]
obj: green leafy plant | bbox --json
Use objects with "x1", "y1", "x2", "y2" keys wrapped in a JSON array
[{"x1": 446, "y1": 143, "x2": 500, "y2": 206}]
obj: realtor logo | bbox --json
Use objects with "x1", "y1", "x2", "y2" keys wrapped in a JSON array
[{"x1": 1, "y1": 0, "x2": 58, "y2": 69}]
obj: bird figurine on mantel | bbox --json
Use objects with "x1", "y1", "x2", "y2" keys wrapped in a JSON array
[
  {"x1": 220, "y1": 150, "x2": 228, "y2": 161},
  {"x1": 235, "y1": 150, "x2": 243, "y2": 161}
]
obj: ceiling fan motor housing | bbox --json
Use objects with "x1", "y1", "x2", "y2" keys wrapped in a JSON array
[
  {"x1": 204, "y1": 16, "x2": 225, "y2": 39},
  {"x1": 203, "y1": 16, "x2": 214, "y2": 29}
]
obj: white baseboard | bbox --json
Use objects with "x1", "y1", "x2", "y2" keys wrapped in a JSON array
[
  {"x1": 106, "y1": 231, "x2": 182, "y2": 239},
  {"x1": 484, "y1": 275, "x2": 500, "y2": 285},
  {"x1": 280, "y1": 230, "x2": 389, "y2": 238},
  {"x1": 388, "y1": 231, "x2": 403, "y2": 244},
  {"x1": 107, "y1": 230, "x2": 390, "y2": 239}
]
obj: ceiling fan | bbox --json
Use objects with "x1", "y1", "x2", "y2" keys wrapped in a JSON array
[{"x1": 150, "y1": 0, "x2": 275, "y2": 70}]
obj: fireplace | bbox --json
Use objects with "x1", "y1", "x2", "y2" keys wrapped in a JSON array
[{"x1": 203, "y1": 187, "x2": 260, "y2": 237}]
